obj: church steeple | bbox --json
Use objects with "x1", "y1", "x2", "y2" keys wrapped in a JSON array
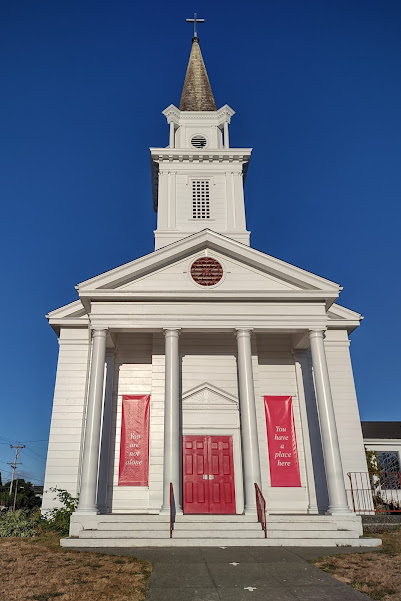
[
  {"x1": 150, "y1": 19, "x2": 252, "y2": 250},
  {"x1": 179, "y1": 38, "x2": 217, "y2": 112}
]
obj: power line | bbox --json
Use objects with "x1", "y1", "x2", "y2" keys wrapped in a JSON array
[
  {"x1": 25, "y1": 446, "x2": 47, "y2": 461},
  {"x1": 23, "y1": 450, "x2": 46, "y2": 465}
]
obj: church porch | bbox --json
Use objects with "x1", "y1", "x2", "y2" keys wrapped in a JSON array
[{"x1": 62, "y1": 326, "x2": 371, "y2": 546}]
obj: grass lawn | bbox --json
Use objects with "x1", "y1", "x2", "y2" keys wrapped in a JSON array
[
  {"x1": 0, "y1": 532, "x2": 151, "y2": 601},
  {"x1": 313, "y1": 528, "x2": 401, "y2": 601}
]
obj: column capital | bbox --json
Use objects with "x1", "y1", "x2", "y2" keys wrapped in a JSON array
[
  {"x1": 235, "y1": 328, "x2": 253, "y2": 339},
  {"x1": 308, "y1": 329, "x2": 326, "y2": 340},
  {"x1": 91, "y1": 328, "x2": 107, "y2": 339},
  {"x1": 163, "y1": 327, "x2": 181, "y2": 338}
]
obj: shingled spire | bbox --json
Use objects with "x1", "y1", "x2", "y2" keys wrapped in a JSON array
[{"x1": 179, "y1": 38, "x2": 217, "y2": 111}]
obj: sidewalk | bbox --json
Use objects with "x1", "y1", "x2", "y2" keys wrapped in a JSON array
[{"x1": 73, "y1": 545, "x2": 374, "y2": 600}]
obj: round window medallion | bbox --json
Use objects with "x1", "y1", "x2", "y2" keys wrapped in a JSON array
[
  {"x1": 191, "y1": 135, "x2": 207, "y2": 149},
  {"x1": 191, "y1": 257, "x2": 223, "y2": 287}
]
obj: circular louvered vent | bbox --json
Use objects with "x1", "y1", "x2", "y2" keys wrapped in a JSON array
[
  {"x1": 191, "y1": 135, "x2": 207, "y2": 148},
  {"x1": 191, "y1": 257, "x2": 223, "y2": 287}
]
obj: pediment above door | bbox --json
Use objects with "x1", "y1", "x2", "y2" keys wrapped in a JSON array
[{"x1": 182, "y1": 383, "x2": 238, "y2": 411}]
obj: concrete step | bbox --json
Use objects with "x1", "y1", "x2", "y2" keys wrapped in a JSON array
[
  {"x1": 174, "y1": 522, "x2": 262, "y2": 531},
  {"x1": 173, "y1": 529, "x2": 265, "y2": 539},
  {"x1": 79, "y1": 530, "x2": 170, "y2": 539},
  {"x1": 97, "y1": 522, "x2": 169, "y2": 531},
  {"x1": 175, "y1": 514, "x2": 257, "y2": 522},
  {"x1": 267, "y1": 522, "x2": 346, "y2": 531},
  {"x1": 98, "y1": 514, "x2": 169, "y2": 523},
  {"x1": 267, "y1": 514, "x2": 358, "y2": 523},
  {"x1": 266, "y1": 529, "x2": 359, "y2": 539},
  {"x1": 61, "y1": 536, "x2": 382, "y2": 548}
]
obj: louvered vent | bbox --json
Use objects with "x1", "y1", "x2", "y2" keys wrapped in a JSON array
[
  {"x1": 191, "y1": 135, "x2": 207, "y2": 148},
  {"x1": 192, "y1": 180, "x2": 210, "y2": 219}
]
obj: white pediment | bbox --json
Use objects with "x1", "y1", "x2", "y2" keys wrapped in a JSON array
[
  {"x1": 182, "y1": 383, "x2": 238, "y2": 410},
  {"x1": 76, "y1": 230, "x2": 341, "y2": 298},
  {"x1": 116, "y1": 249, "x2": 301, "y2": 293}
]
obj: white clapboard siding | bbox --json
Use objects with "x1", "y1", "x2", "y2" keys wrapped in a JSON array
[
  {"x1": 254, "y1": 334, "x2": 309, "y2": 513},
  {"x1": 42, "y1": 327, "x2": 90, "y2": 511},
  {"x1": 324, "y1": 329, "x2": 369, "y2": 507},
  {"x1": 109, "y1": 333, "x2": 153, "y2": 512},
  {"x1": 180, "y1": 332, "x2": 238, "y2": 398}
]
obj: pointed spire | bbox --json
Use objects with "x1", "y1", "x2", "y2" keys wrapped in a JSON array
[{"x1": 179, "y1": 38, "x2": 217, "y2": 111}]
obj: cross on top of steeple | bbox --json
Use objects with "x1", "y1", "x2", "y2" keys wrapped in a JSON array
[{"x1": 186, "y1": 12, "x2": 205, "y2": 40}]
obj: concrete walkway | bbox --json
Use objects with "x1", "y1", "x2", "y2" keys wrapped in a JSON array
[{"x1": 72, "y1": 545, "x2": 374, "y2": 600}]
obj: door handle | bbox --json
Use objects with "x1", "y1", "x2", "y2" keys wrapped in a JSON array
[
  {"x1": 203, "y1": 475, "x2": 208, "y2": 480},
  {"x1": 209, "y1": 475, "x2": 214, "y2": 480}
]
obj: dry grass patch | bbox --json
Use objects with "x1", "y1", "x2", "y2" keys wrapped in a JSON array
[
  {"x1": 313, "y1": 529, "x2": 401, "y2": 601},
  {"x1": 0, "y1": 532, "x2": 151, "y2": 601}
]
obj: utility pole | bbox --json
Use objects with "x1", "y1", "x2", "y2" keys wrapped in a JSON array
[
  {"x1": 13, "y1": 478, "x2": 19, "y2": 511},
  {"x1": 8, "y1": 445, "x2": 25, "y2": 505}
]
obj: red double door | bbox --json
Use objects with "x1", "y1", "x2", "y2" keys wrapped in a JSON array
[{"x1": 183, "y1": 435, "x2": 236, "y2": 514}]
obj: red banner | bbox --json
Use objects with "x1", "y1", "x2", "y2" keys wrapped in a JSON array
[
  {"x1": 118, "y1": 395, "x2": 150, "y2": 486},
  {"x1": 264, "y1": 396, "x2": 301, "y2": 487}
]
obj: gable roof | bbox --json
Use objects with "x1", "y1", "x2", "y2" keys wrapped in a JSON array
[
  {"x1": 46, "y1": 230, "x2": 362, "y2": 334},
  {"x1": 76, "y1": 229, "x2": 340, "y2": 295},
  {"x1": 361, "y1": 422, "x2": 401, "y2": 440}
]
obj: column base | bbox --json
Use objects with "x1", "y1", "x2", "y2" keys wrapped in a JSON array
[
  {"x1": 326, "y1": 506, "x2": 352, "y2": 515},
  {"x1": 244, "y1": 505, "x2": 257, "y2": 516},
  {"x1": 160, "y1": 506, "x2": 183, "y2": 515},
  {"x1": 74, "y1": 507, "x2": 99, "y2": 515}
]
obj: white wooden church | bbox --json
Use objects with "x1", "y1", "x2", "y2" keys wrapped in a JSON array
[{"x1": 42, "y1": 27, "x2": 379, "y2": 547}]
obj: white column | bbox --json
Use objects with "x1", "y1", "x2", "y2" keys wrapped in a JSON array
[
  {"x1": 236, "y1": 329, "x2": 262, "y2": 513},
  {"x1": 293, "y1": 351, "x2": 319, "y2": 514},
  {"x1": 161, "y1": 328, "x2": 182, "y2": 513},
  {"x1": 169, "y1": 122, "x2": 175, "y2": 148},
  {"x1": 224, "y1": 122, "x2": 229, "y2": 149},
  {"x1": 76, "y1": 328, "x2": 107, "y2": 514},
  {"x1": 309, "y1": 330, "x2": 351, "y2": 514},
  {"x1": 97, "y1": 348, "x2": 115, "y2": 514}
]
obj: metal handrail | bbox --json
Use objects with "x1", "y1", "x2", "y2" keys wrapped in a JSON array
[
  {"x1": 348, "y1": 472, "x2": 401, "y2": 514},
  {"x1": 254, "y1": 482, "x2": 267, "y2": 538},
  {"x1": 169, "y1": 482, "x2": 174, "y2": 538}
]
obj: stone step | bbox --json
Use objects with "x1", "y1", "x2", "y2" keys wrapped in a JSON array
[
  {"x1": 174, "y1": 521, "x2": 262, "y2": 531},
  {"x1": 79, "y1": 530, "x2": 170, "y2": 539},
  {"x1": 61, "y1": 536, "x2": 382, "y2": 548}
]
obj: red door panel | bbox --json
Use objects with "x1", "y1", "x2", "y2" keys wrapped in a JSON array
[
  {"x1": 183, "y1": 435, "x2": 236, "y2": 514},
  {"x1": 183, "y1": 436, "x2": 209, "y2": 513},
  {"x1": 208, "y1": 436, "x2": 236, "y2": 514}
]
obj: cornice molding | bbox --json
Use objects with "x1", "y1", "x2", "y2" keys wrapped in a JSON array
[{"x1": 150, "y1": 148, "x2": 251, "y2": 165}]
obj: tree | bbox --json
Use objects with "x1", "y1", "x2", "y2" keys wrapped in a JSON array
[{"x1": 0, "y1": 479, "x2": 42, "y2": 510}]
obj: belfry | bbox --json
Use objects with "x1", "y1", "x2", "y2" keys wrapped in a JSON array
[{"x1": 42, "y1": 22, "x2": 379, "y2": 547}]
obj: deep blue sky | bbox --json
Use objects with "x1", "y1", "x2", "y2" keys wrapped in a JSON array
[{"x1": 1, "y1": 1, "x2": 400, "y2": 485}]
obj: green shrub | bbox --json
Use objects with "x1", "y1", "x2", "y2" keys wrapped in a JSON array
[
  {"x1": 43, "y1": 488, "x2": 78, "y2": 536},
  {"x1": 0, "y1": 509, "x2": 41, "y2": 537}
]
